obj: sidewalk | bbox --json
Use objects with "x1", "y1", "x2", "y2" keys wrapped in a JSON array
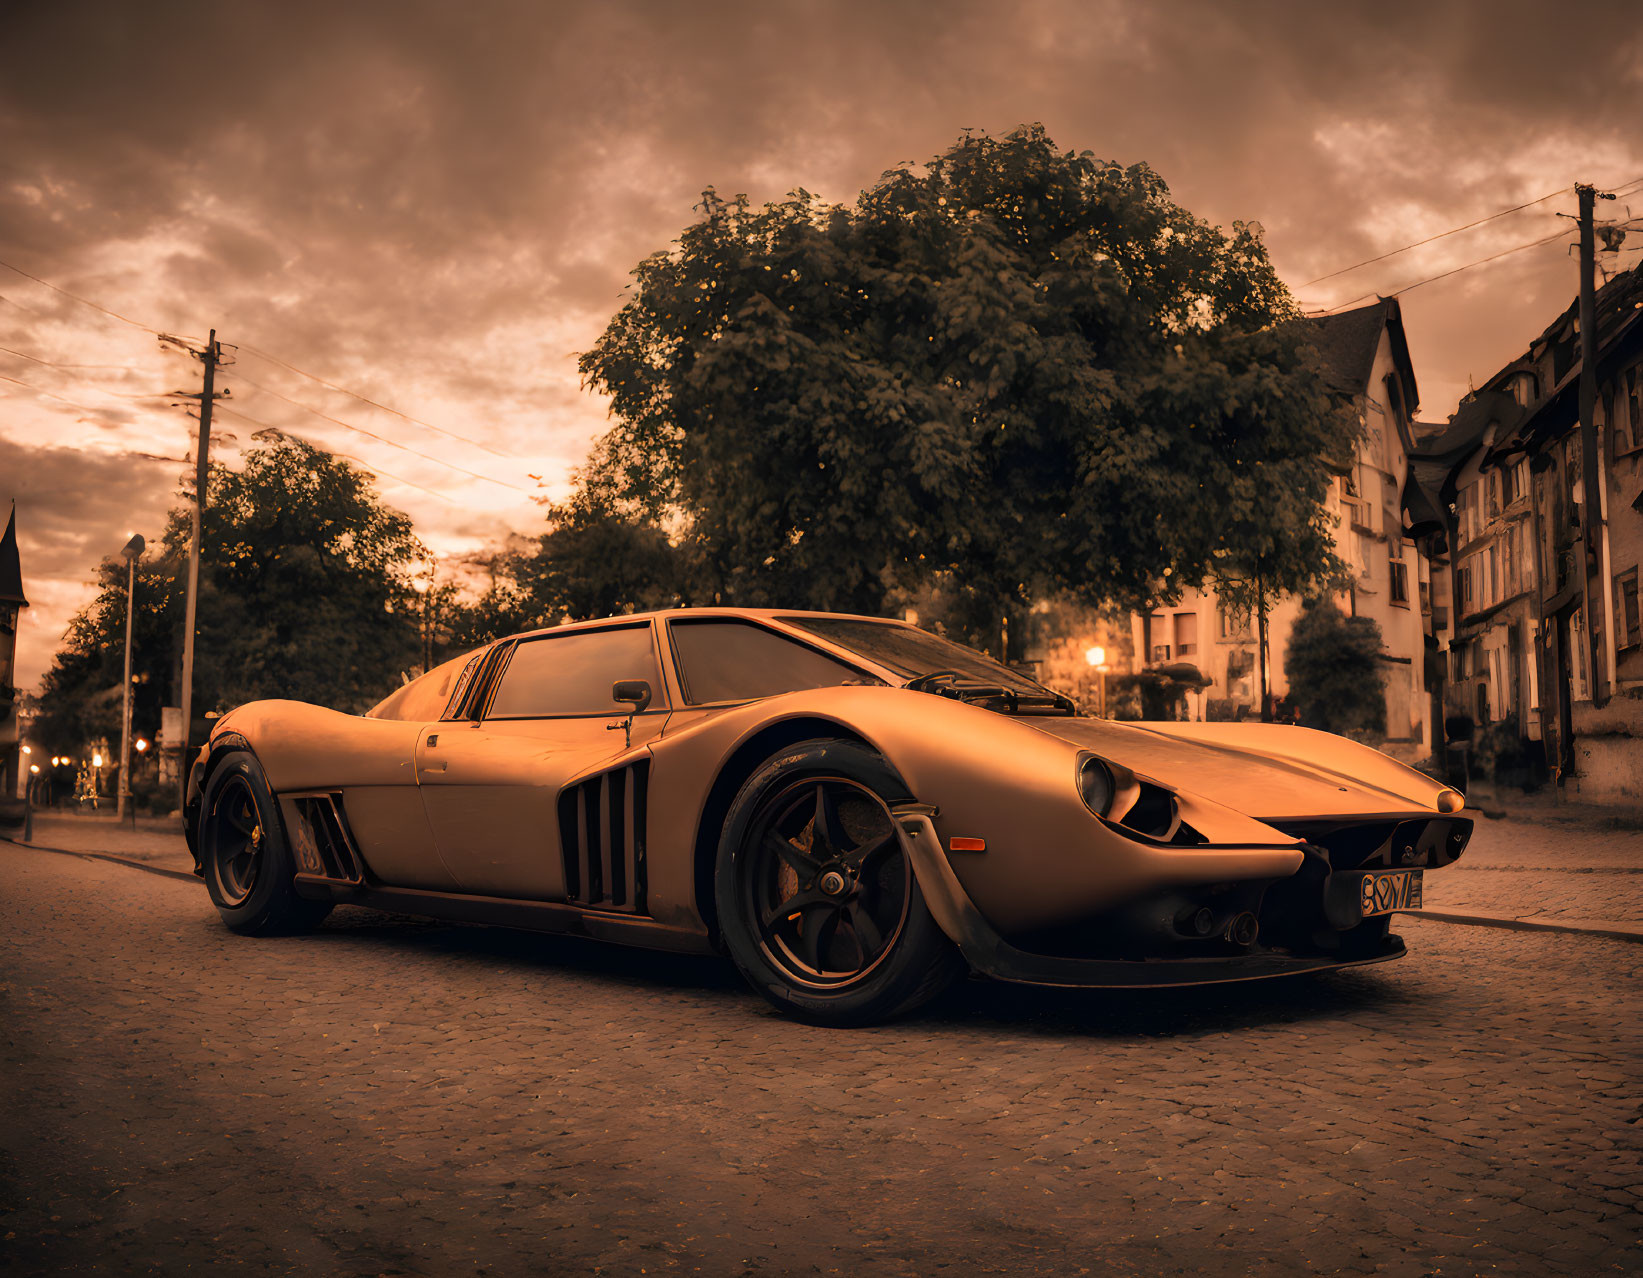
[
  {"x1": 3, "y1": 811, "x2": 199, "y2": 881},
  {"x1": 4, "y1": 802, "x2": 1641, "y2": 941}
]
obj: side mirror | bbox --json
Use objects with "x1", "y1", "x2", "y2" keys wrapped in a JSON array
[{"x1": 611, "y1": 679, "x2": 653, "y2": 714}]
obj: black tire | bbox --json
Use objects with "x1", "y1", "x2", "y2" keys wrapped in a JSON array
[
  {"x1": 198, "y1": 750, "x2": 332, "y2": 935},
  {"x1": 715, "y1": 738, "x2": 964, "y2": 1025}
]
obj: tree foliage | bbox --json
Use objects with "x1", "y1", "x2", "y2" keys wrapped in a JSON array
[
  {"x1": 1282, "y1": 597, "x2": 1387, "y2": 738},
  {"x1": 34, "y1": 437, "x2": 426, "y2": 753},
  {"x1": 579, "y1": 124, "x2": 1356, "y2": 641},
  {"x1": 432, "y1": 497, "x2": 695, "y2": 658}
]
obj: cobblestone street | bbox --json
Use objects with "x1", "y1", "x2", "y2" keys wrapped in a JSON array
[{"x1": 2, "y1": 819, "x2": 1640, "y2": 1276}]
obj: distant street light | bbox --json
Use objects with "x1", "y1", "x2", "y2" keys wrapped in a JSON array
[
  {"x1": 118, "y1": 533, "x2": 145, "y2": 824},
  {"x1": 1084, "y1": 646, "x2": 1106, "y2": 668},
  {"x1": 135, "y1": 738, "x2": 149, "y2": 753},
  {"x1": 92, "y1": 752, "x2": 102, "y2": 768}
]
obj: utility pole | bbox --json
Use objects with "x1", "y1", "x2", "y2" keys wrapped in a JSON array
[
  {"x1": 1255, "y1": 562, "x2": 1272, "y2": 722},
  {"x1": 117, "y1": 533, "x2": 145, "y2": 824},
  {"x1": 1575, "y1": 184, "x2": 1615, "y2": 708},
  {"x1": 159, "y1": 329, "x2": 226, "y2": 807}
]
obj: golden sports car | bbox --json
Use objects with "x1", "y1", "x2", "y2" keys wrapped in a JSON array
[{"x1": 185, "y1": 608, "x2": 1470, "y2": 1024}]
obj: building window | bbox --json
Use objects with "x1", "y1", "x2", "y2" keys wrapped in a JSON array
[
  {"x1": 1389, "y1": 539, "x2": 1409, "y2": 606},
  {"x1": 1216, "y1": 603, "x2": 1251, "y2": 641},
  {"x1": 1173, "y1": 612, "x2": 1198, "y2": 658},
  {"x1": 1457, "y1": 563, "x2": 1473, "y2": 615},
  {"x1": 1617, "y1": 366, "x2": 1642, "y2": 457},
  {"x1": 1618, "y1": 571, "x2": 1641, "y2": 652}
]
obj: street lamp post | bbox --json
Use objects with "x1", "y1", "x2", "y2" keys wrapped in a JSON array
[
  {"x1": 117, "y1": 534, "x2": 145, "y2": 824},
  {"x1": 1084, "y1": 645, "x2": 1109, "y2": 719}
]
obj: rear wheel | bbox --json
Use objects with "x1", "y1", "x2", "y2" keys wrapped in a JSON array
[
  {"x1": 715, "y1": 739, "x2": 963, "y2": 1025},
  {"x1": 199, "y1": 750, "x2": 331, "y2": 935}
]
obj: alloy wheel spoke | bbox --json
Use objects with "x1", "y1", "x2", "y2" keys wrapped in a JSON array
[
  {"x1": 849, "y1": 832, "x2": 895, "y2": 872},
  {"x1": 764, "y1": 832, "x2": 815, "y2": 876},
  {"x1": 812, "y1": 784, "x2": 849, "y2": 858},
  {"x1": 846, "y1": 902, "x2": 884, "y2": 960},
  {"x1": 760, "y1": 889, "x2": 832, "y2": 938},
  {"x1": 798, "y1": 907, "x2": 839, "y2": 971}
]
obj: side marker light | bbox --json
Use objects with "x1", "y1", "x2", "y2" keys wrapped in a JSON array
[{"x1": 950, "y1": 837, "x2": 986, "y2": 853}]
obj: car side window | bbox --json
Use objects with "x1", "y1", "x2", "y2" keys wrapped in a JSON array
[
  {"x1": 669, "y1": 620, "x2": 873, "y2": 705},
  {"x1": 486, "y1": 625, "x2": 663, "y2": 718}
]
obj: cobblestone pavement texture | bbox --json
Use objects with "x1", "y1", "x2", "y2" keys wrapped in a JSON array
[
  {"x1": 2, "y1": 847, "x2": 1640, "y2": 1275},
  {"x1": 1420, "y1": 814, "x2": 1643, "y2": 925}
]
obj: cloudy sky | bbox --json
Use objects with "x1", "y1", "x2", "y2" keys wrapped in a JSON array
[{"x1": 3, "y1": 0, "x2": 1641, "y2": 691}]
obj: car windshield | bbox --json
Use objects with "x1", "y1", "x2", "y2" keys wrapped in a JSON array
[{"x1": 778, "y1": 616, "x2": 1050, "y2": 695}]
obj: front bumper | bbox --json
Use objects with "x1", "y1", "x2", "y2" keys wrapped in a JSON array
[{"x1": 892, "y1": 805, "x2": 1405, "y2": 988}]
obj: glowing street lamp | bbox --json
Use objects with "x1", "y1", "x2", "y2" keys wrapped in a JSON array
[
  {"x1": 135, "y1": 738, "x2": 149, "y2": 754},
  {"x1": 1084, "y1": 645, "x2": 1110, "y2": 718}
]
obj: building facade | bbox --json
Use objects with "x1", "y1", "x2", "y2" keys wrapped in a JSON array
[
  {"x1": 1128, "y1": 298, "x2": 1437, "y2": 756},
  {"x1": 1428, "y1": 265, "x2": 1643, "y2": 797}
]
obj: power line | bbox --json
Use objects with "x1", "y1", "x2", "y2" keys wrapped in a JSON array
[
  {"x1": 235, "y1": 341, "x2": 522, "y2": 461},
  {"x1": 1311, "y1": 226, "x2": 1573, "y2": 316},
  {"x1": 0, "y1": 256, "x2": 177, "y2": 337},
  {"x1": 0, "y1": 370, "x2": 137, "y2": 420},
  {"x1": 1298, "y1": 187, "x2": 1570, "y2": 288},
  {"x1": 1298, "y1": 174, "x2": 1643, "y2": 291},
  {"x1": 227, "y1": 369, "x2": 531, "y2": 492},
  {"x1": 0, "y1": 255, "x2": 525, "y2": 466},
  {"x1": 214, "y1": 403, "x2": 459, "y2": 505},
  {"x1": 0, "y1": 343, "x2": 154, "y2": 374}
]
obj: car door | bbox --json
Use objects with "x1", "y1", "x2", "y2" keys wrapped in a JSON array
[{"x1": 415, "y1": 621, "x2": 669, "y2": 901}]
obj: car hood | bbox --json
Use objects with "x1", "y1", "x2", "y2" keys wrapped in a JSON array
[{"x1": 1026, "y1": 716, "x2": 1446, "y2": 823}]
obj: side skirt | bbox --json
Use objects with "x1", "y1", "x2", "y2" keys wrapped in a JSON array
[
  {"x1": 891, "y1": 805, "x2": 1405, "y2": 989},
  {"x1": 292, "y1": 875, "x2": 715, "y2": 956}
]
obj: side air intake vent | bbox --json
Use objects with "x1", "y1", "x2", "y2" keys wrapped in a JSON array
[
  {"x1": 289, "y1": 793, "x2": 365, "y2": 883},
  {"x1": 558, "y1": 760, "x2": 650, "y2": 914}
]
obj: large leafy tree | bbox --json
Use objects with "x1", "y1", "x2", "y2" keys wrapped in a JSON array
[
  {"x1": 437, "y1": 496, "x2": 695, "y2": 655},
  {"x1": 579, "y1": 124, "x2": 1355, "y2": 650},
  {"x1": 35, "y1": 437, "x2": 425, "y2": 754}
]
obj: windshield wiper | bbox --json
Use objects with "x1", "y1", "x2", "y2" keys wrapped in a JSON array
[{"x1": 904, "y1": 670, "x2": 1077, "y2": 715}]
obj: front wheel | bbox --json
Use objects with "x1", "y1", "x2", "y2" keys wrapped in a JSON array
[
  {"x1": 715, "y1": 739, "x2": 963, "y2": 1025},
  {"x1": 199, "y1": 750, "x2": 331, "y2": 935}
]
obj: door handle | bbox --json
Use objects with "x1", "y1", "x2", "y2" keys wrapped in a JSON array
[{"x1": 422, "y1": 760, "x2": 448, "y2": 773}]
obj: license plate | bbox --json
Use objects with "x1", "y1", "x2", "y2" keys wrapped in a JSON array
[{"x1": 1360, "y1": 869, "x2": 1423, "y2": 917}]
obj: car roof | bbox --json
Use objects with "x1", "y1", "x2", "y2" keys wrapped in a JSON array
[{"x1": 504, "y1": 606, "x2": 907, "y2": 644}]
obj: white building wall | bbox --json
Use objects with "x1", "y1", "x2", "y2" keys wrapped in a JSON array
[{"x1": 1127, "y1": 326, "x2": 1432, "y2": 751}]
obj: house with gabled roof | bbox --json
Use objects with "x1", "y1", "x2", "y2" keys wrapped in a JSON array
[
  {"x1": 1429, "y1": 264, "x2": 1643, "y2": 797},
  {"x1": 1129, "y1": 297, "x2": 1439, "y2": 756}
]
